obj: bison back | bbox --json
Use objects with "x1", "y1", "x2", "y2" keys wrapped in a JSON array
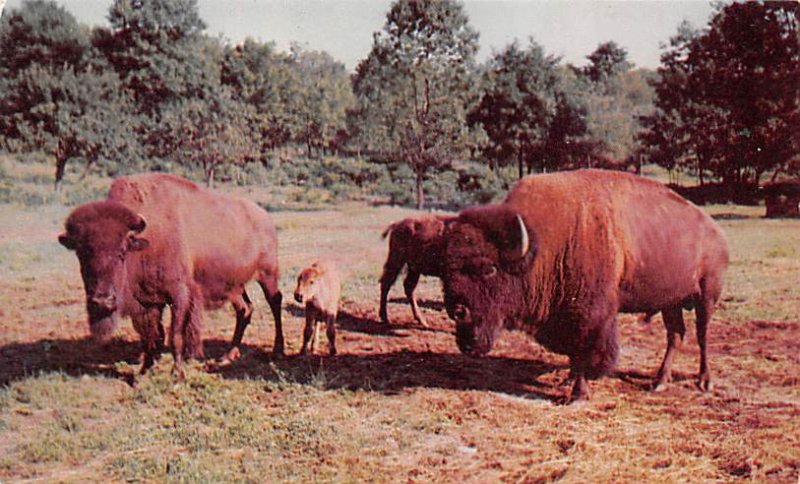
[
  {"x1": 108, "y1": 173, "x2": 279, "y2": 305},
  {"x1": 504, "y1": 169, "x2": 729, "y2": 315}
]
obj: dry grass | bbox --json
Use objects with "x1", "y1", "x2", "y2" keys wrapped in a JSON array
[{"x1": 0, "y1": 165, "x2": 798, "y2": 482}]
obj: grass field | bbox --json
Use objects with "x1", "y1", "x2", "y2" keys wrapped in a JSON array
[{"x1": 0, "y1": 163, "x2": 799, "y2": 482}]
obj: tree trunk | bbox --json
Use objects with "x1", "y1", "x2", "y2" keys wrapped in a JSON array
[
  {"x1": 517, "y1": 150, "x2": 524, "y2": 180},
  {"x1": 79, "y1": 159, "x2": 95, "y2": 182},
  {"x1": 206, "y1": 165, "x2": 215, "y2": 188},
  {"x1": 54, "y1": 139, "x2": 68, "y2": 193},
  {"x1": 415, "y1": 169, "x2": 424, "y2": 211}
]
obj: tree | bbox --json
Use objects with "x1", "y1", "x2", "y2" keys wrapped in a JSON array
[
  {"x1": 7, "y1": 64, "x2": 139, "y2": 190},
  {"x1": 221, "y1": 38, "x2": 298, "y2": 156},
  {"x1": 583, "y1": 41, "x2": 633, "y2": 84},
  {"x1": 351, "y1": 0, "x2": 479, "y2": 209},
  {"x1": 289, "y1": 44, "x2": 354, "y2": 158},
  {"x1": 93, "y1": 0, "x2": 211, "y2": 118},
  {"x1": 469, "y1": 39, "x2": 590, "y2": 177},
  {"x1": 641, "y1": 3, "x2": 800, "y2": 185},
  {"x1": 164, "y1": 88, "x2": 257, "y2": 187},
  {"x1": 0, "y1": 0, "x2": 140, "y2": 189},
  {"x1": 0, "y1": 0, "x2": 89, "y2": 141},
  {"x1": 570, "y1": 41, "x2": 654, "y2": 167}
]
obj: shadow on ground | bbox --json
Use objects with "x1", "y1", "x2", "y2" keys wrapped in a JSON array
[
  {"x1": 0, "y1": 335, "x2": 565, "y2": 402},
  {"x1": 209, "y1": 344, "x2": 565, "y2": 402},
  {"x1": 387, "y1": 297, "x2": 446, "y2": 312}
]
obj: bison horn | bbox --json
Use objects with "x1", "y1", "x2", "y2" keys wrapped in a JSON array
[
  {"x1": 516, "y1": 214, "x2": 529, "y2": 258},
  {"x1": 130, "y1": 214, "x2": 147, "y2": 233}
]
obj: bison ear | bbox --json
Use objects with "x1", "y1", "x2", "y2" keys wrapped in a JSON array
[{"x1": 58, "y1": 232, "x2": 77, "y2": 251}]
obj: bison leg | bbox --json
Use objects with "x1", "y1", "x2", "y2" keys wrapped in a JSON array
[
  {"x1": 137, "y1": 305, "x2": 165, "y2": 374},
  {"x1": 695, "y1": 275, "x2": 722, "y2": 392},
  {"x1": 567, "y1": 313, "x2": 620, "y2": 403},
  {"x1": 257, "y1": 271, "x2": 284, "y2": 357},
  {"x1": 379, "y1": 256, "x2": 404, "y2": 326},
  {"x1": 300, "y1": 308, "x2": 317, "y2": 355},
  {"x1": 653, "y1": 306, "x2": 686, "y2": 391},
  {"x1": 326, "y1": 313, "x2": 337, "y2": 356},
  {"x1": 569, "y1": 367, "x2": 591, "y2": 402},
  {"x1": 170, "y1": 285, "x2": 204, "y2": 380},
  {"x1": 223, "y1": 290, "x2": 253, "y2": 363},
  {"x1": 403, "y1": 270, "x2": 427, "y2": 327}
]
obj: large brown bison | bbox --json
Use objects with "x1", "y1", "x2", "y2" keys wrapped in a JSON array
[
  {"x1": 379, "y1": 214, "x2": 455, "y2": 326},
  {"x1": 442, "y1": 169, "x2": 729, "y2": 402},
  {"x1": 59, "y1": 173, "x2": 283, "y2": 377}
]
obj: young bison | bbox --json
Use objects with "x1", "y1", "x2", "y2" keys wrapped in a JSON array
[
  {"x1": 379, "y1": 214, "x2": 455, "y2": 326},
  {"x1": 294, "y1": 260, "x2": 341, "y2": 355},
  {"x1": 442, "y1": 169, "x2": 729, "y2": 402}
]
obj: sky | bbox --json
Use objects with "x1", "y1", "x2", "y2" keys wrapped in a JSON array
[{"x1": 3, "y1": 0, "x2": 716, "y2": 71}]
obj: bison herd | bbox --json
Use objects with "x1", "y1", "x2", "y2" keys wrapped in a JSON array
[{"x1": 60, "y1": 170, "x2": 729, "y2": 402}]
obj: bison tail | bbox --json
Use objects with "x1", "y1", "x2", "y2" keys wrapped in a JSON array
[{"x1": 585, "y1": 320, "x2": 620, "y2": 380}]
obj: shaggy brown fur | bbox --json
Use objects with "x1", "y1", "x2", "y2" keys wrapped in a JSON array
[
  {"x1": 59, "y1": 173, "x2": 283, "y2": 377},
  {"x1": 379, "y1": 214, "x2": 455, "y2": 326},
  {"x1": 442, "y1": 169, "x2": 729, "y2": 402},
  {"x1": 294, "y1": 259, "x2": 341, "y2": 355}
]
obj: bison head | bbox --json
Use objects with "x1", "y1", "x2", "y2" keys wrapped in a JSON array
[
  {"x1": 294, "y1": 264, "x2": 323, "y2": 305},
  {"x1": 59, "y1": 201, "x2": 149, "y2": 343},
  {"x1": 443, "y1": 204, "x2": 537, "y2": 356}
]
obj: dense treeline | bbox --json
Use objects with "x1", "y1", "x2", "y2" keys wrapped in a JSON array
[{"x1": 1, "y1": 0, "x2": 798, "y2": 208}]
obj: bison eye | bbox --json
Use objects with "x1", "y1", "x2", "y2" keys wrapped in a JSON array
[
  {"x1": 466, "y1": 263, "x2": 497, "y2": 278},
  {"x1": 480, "y1": 264, "x2": 498, "y2": 278}
]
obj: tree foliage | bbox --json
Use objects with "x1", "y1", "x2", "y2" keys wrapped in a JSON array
[
  {"x1": 289, "y1": 44, "x2": 354, "y2": 158},
  {"x1": 221, "y1": 38, "x2": 297, "y2": 155},
  {"x1": 0, "y1": 0, "x2": 141, "y2": 189},
  {"x1": 583, "y1": 41, "x2": 633, "y2": 83},
  {"x1": 0, "y1": 0, "x2": 89, "y2": 141},
  {"x1": 640, "y1": 2, "x2": 800, "y2": 185},
  {"x1": 94, "y1": 0, "x2": 209, "y2": 116},
  {"x1": 469, "y1": 40, "x2": 593, "y2": 177},
  {"x1": 351, "y1": 0, "x2": 479, "y2": 209}
]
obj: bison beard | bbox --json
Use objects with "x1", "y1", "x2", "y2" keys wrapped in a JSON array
[
  {"x1": 87, "y1": 308, "x2": 120, "y2": 344},
  {"x1": 442, "y1": 169, "x2": 729, "y2": 403}
]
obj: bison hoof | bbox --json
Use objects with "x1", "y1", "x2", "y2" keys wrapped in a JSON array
[
  {"x1": 697, "y1": 377, "x2": 712, "y2": 392},
  {"x1": 652, "y1": 371, "x2": 671, "y2": 392},
  {"x1": 329, "y1": 347, "x2": 337, "y2": 356},
  {"x1": 651, "y1": 382, "x2": 669, "y2": 393},
  {"x1": 171, "y1": 367, "x2": 186, "y2": 382},
  {"x1": 568, "y1": 378, "x2": 591, "y2": 403},
  {"x1": 222, "y1": 347, "x2": 241, "y2": 363}
]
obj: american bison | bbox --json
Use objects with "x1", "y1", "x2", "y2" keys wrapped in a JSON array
[
  {"x1": 59, "y1": 173, "x2": 283, "y2": 377},
  {"x1": 379, "y1": 214, "x2": 455, "y2": 326},
  {"x1": 294, "y1": 259, "x2": 341, "y2": 355},
  {"x1": 441, "y1": 169, "x2": 729, "y2": 402}
]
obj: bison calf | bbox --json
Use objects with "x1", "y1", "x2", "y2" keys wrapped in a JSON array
[
  {"x1": 379, "y1": 214, "x2": 454, "y2": 326},
  {"x1": 294, "y1": 260, "x2": 341, "y2": 355}
]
